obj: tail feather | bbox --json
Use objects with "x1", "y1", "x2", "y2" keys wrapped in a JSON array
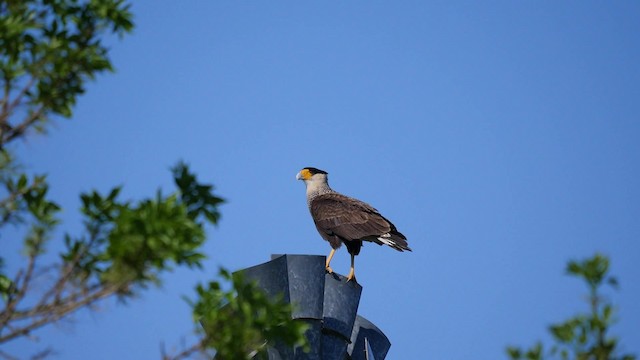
[{"x1": 373, "y1": 231, "x2": 411, "y2": 252}]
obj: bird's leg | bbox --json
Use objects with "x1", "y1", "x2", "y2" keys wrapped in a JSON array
[
  {"x1": 346, "y1": 253, "x2": 357, "y2": 282},
  {"x1": 325, "y1": 248, "x2": 336, "y2": 274}
]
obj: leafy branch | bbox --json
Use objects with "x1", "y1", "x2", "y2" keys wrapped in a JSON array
[
  {"x1": 163, "y1": 270, "x2": 309, "y2": 360},
  {"x1": 1, "y1": 2, "x2": 309, "y2": 358},
  {"x1": 507, "y1": 253, "x2": 636, "y2": 360},
  {"x1": 0, "y1": 0, "x2": 134, "y2": 149},
  {"x1": 0, "y1": 163, "x2": 224, "y2": 347}
]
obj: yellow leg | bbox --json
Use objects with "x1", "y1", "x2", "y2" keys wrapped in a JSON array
[
  {"x1": 346, "y1": 253, "x2": 357, "y2": 282},
  {"x1": 325, "y1": 248, "x2": 336, "y2": 274}
]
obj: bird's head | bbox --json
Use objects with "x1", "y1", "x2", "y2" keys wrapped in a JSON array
[{"x1": 296, "y1": 167, "x2": 329, "y2": 187}]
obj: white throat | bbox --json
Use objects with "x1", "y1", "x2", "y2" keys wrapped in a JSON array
[{"x1": 303, "y1": 175, "x2": 333, "y2": 204}]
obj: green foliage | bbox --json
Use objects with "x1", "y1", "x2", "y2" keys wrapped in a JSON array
[
  {"x1": 507, "y1": 343, "x2": 543, "y2": 360},
  {"x1": 0, "y1": 0, "x2": 133, "y2": 146},
  {"x1": 173, "y1": 161, "x2": 224, "y2": 224},
  {"x1": 0, "y1": 167, "x2": 58, "y2": 225},
  {"x1": 1, "y1": 1, "x2": 309, "y2": 358},
  {"x1": 0, "y1": 170, "x2": 60, "y2": 258},
  {"x1": 0, "y1": 162, "x2": 226, "y2": 344},
  {"x1": 0, "y1": 273, "x2": 12, "y2": 302},
  {"x1": 0, "y1": 259, "x2": 14, "y2": 302},
  {"x1": 188, "y1": 269, "x2": 309, "y2": 360},
  {"x1": 506, "y1": 253, "x2": 636, "y2": 360},
  {"x1": 0, "y1": 155, "x2": 308, "y2": 358},
  {"x1": 56, "y1": 164, "x2": 225, "y2": 297},
  {"x1": 103, "y1": 194, "x2": 206, "y2": 287}
]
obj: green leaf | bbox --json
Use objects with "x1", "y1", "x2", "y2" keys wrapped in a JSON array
[
  {"x1": 602, "y1": 304, "x2": 613, "y2": 323},
  {"x1": 0, "y1": 273, "x2": 15, "y2": 301},
  {"x1": 17, "y1": 174, "x2": 28, "y2": 189},
  {"x1": 550, "y1": 321, "x2": 577, "y2": 343},
  {"x1": 566, "y1": 260, "x2": 582, "y2": 276},
  {"x1": 171, "y1": 161, "x2": 224, "y2": 224},
  {"x1": 525, "y1": 342, "x2": 543, "y2": 360},
  {"x1": 506, "y1": 346, "x2": 522, "y2": 359}
]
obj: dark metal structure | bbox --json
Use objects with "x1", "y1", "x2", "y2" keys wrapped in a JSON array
[{"x1": 236, "y1": 254, "x2": 391, "y2": 360}]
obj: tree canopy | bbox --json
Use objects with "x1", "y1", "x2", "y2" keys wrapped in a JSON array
[{"x1": 0, "y1": 1, "x2": 307, "y2": 358}]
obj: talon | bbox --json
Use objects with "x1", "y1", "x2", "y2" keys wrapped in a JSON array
[{"x1": 325, "y1": 266, "x2": 334, "y2": 274}]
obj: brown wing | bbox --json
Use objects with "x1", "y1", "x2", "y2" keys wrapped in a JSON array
[{"x1": 310, "y1": 193, "x2": 392, "y2": 242}]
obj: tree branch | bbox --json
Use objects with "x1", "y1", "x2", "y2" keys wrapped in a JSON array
[
  {"x1": 0, "y1": 232, "x2": 116, "y2": 345},
  {"x1": 1, "y1": 104, "x2": 46, "y2": 147},
  {"x1": 29, "y1": 348, "x2": 54, "y2": 360},
  {"x1": 1, "y1": 76, "x2": 9, "y2": 120},
  {"x1": 161, "y1": 337, "x2": 209, "y2": 360},
  {"x1": 0, "y1": 76, "x2": 37, "y2": 126},
  {"x1": 0, "y1": 75, "x2": 39, "y2": 149},
  {"x1": 0, "y1": 245, "x2": 39, "y2": 330},
  {"x1": 0, "y1": 348, "x2": 19, "y2": 360},
  {"x1": 35, "y1": 231, "x2": 102, "y2": 311},
  {"x1": 0, "y1": 283, "x2": 119, "y2": 344}
]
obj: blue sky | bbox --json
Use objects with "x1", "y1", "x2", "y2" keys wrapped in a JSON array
[{"x1": 4, "y1": 1, "x2": 640, "y2": 359}]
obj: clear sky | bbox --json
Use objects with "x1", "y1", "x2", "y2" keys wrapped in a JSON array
[{"x1": 4, "y1": 1, "x2": 640, "y2": 359}]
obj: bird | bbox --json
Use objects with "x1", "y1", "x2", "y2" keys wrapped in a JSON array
[{"x1": 296, "y1": 167, "x2": 411, "y2": 282}]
